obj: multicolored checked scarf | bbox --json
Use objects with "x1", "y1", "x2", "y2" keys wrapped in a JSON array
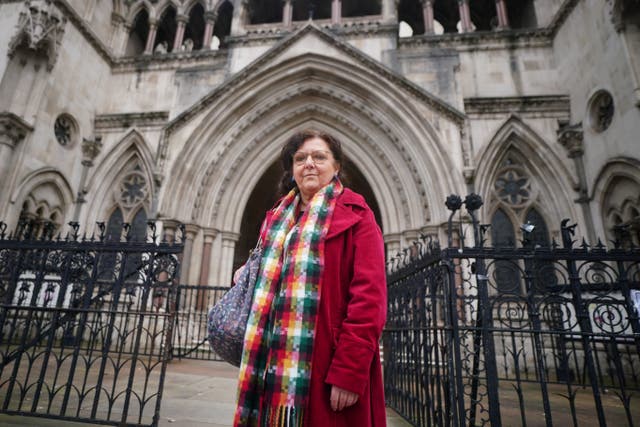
[{"x1": 234, "y1": 178, "x2": 343, "y2": 427}]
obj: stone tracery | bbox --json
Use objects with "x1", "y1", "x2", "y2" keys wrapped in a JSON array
[{"x1": 8, "y1": 0, "x2": 67, "y2": 71}]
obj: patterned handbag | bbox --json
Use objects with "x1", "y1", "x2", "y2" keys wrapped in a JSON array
[{"x1": 207, "y1": 243, "x2": 262, "y2": 367}]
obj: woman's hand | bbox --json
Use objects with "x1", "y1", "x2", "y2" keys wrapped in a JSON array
[{"x1": 330, "y1": 385, "x2": 358, "y2": 411}]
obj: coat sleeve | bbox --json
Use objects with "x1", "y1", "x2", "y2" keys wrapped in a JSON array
[{"x1": 324, "y1": 207, "x2": 387, "y2": 396}]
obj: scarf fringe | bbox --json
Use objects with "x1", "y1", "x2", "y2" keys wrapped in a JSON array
[{"x1": 262, "y1": 405, "x2": 304, "y2": 427}]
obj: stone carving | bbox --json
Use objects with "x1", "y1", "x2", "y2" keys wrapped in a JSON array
[
  {"x1": 154, "y1": 41, "x2": 168, "y2": 54},
  {"x1": 0, "y1": 112, "x2": 33, "y2": 149},
  {"x1": 606, "y1": 0, "x2": 638, "y2": 32},
  {"x1": 182, "y1": 38, "x2": 194, "y2": 52},
  {"x1": 81, "y1": 136, "x2": 103, "y2": 167},
  {"x1": 8, "y1": 0, "x2": 67, "y2": 71},
  {"x1": 557, "y1": 122, "x2": 583, "y2": 158}
]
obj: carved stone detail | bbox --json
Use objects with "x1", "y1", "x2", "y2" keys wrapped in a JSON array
[
  {"x1": 94, "y1": 111, "x2": 170, "y2": 130},
  {"x1": 0, "y1": 112, "x2": 33, "y2": 149},
  {"x1": 557, "y1": 123, "x2": 584, "y2": 158},
  {"x1": 7, "y1": 0, "x2": 67, "y2": 71},
  {"x1": 81, "y1": 136, "x2": 103, "y2": 167}
]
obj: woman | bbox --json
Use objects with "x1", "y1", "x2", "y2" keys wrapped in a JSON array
[{"x1": 234, "y1": 129, "x2": 387, "y2": 426}]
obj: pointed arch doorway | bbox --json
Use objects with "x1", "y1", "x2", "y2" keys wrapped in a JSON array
[{"x1": 232, "y1": 157, "x2": 382, "y2": 275}]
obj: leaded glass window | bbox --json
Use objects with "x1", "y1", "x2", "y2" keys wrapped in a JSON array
[
  {"x1": 524, "y1": 208, "x2": 553, "y2": 292},
  {"x1": 491, "y1": 208, "x2": 520, "y2": 294}
]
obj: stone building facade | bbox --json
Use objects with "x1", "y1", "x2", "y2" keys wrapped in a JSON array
[{"x1": 0, "y1": 0, "x2": 638, "y2": 286}]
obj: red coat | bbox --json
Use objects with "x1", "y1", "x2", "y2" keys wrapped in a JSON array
[{"x1": 262, "y1": 188, "x2": 387, "y2": 427}]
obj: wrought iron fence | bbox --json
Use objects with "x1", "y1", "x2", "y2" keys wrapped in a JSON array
[
  {"x1": 0, "y1": 220, "x2": 184, "y2": 427},
  {"x1": 384, "y1": 195, "x2": 640, "y2": 427},
  {"x1": 171, "y1": 284, "x2": 228, "y2": 361}
]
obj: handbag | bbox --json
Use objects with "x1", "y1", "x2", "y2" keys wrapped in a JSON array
[{"x1": 207, "y1": 241, "x2": 262, "y2": 367}]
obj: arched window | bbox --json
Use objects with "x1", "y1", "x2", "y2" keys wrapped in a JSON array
[
  {"x1": 602, "y1": 175, "x2": 640, "y2": 248},
  {"x1": 154, "y1": 5, "x2": 178, "y2": 53},
  {"x1": 342, "y1": 0, "x2": 381, "y2": 18},
  {"x1": 491, "y1": 208, "x2": 520, "y2": 294},
  {"x1": 492, "y1": 208, "x2": 516, "y2": 248},
  {"x1": 184, "y1": 2, "x2": 206, "y2": 51},
  {"x1": 130, "y1": 208, "x2": 148, "y2": 243},
  {"x1": 293, "y1": 0, "x2": 331, "y2": 21},
  {"x1": 524, "y1": 207, "x2": 550, "y2": 248},
  {"x1": 398, "y1": 0, "x2": 424, "y2": 35},
  {"x1": 106, "y1": 207, "x2": 124, "y2": 242},
  {"x1": 524, "y1": 207, "x2": 552, "y2": 292},
  {"x1": 247, "y1": 0, "x2": 283, "y2": 24},
  {"x1": 213, "y1": 1, "x2": 234, "y2": 48},
  {"x1": 99, "y1": 207, "x2": 124, "y2": 281},
  {"x1": 433, "y1": 0, "x2": 460, "y2": 33},
  {"x1": 125, "y1": 9, "x2": 149, "y2": 56},
  {"x1": 124, "y1": 208, "x2": 148, "y2": 282},
  {"x1": 469, "y1": 0, "x2": 498, "y2": 31},
  {"x1": 505, "y1": 0, "x2": 537, "y2": 29}
]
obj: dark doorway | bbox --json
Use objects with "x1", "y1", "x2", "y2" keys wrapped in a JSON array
[{"x1": 232, "y1": 157, "x2": 382, "y2": 277}]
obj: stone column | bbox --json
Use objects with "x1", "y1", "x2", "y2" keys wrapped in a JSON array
[
  {"x1": 73, "y1": 136, "x2": 102, "y2": 221},
  {"x1": 181, "y1": 224, "x2": 200, "y2": 284},
  {"x1": 109, "y1": 12, "x2": 127, "y2": 53},
  {"x1": 422, "y1": 0, "x2": 435, "y2": 34},
  {"x1": 495, "y1": 0, "x2": 509, "y2": 29},
  {"x1": 558, "y1": 124, "x2": 596, "y2": 244},
  {"x1": 283, "y1": 0, "x2": 293, "y2": 27},
  {"x1": 202, "y1": 11, "x2": 217, "y2": 49},
  {"x1": 173, "y1": 14, "x2": 188, "y2": 52},
  {"x1": 0, "y1": 113, "x2": 32, "y2": 206},
  {"x1": 144, "y1": 19, "x2": 158, "y2": 54},
  {"x1": 197, "y1": 228, "x2": 217, "y2": 310},
  {"x1": 381, "y1": 0, "x2": 397, "y2": 23},
  {"x1": 331, "y1": 0, "x2": 341, "y2": 25},
  {"x1": 219, "y1": 231, "x2": 240, "y2": 286},
  {"x1": 458, "y1": 0, "x2": 472, "y2": 32},
  {"x1": 384, "y1": 233, "x2": 402, "y2": 267}
]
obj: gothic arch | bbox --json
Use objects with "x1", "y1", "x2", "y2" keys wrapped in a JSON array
[
  {"x1": 475, "y1": 115, "x2": 578, "y2": 231},
  {"x1": 156, "y1": 1, "x2": 180, "y2": 19},
  {"x1": 9, "y1": 168, "x2": 74, "y2": 228},
  {"x1": 159, "y1": 54, "x2": 465, "y2": 237},
  {"x1": 213, "y1": 0, "x2": 234, "y2": 14},
  {"x1": 125, "y1": 1, "x2": 154, "y2": 26},
  {"x1": 83, "y1": 130, "x2": 155, "y2": 225},
  {"x1": 183, "y1": 0, "x2": 206, "y2": 14},
  {"x1": 592, "y1": 157, "x2": 640, "y2": 241}
]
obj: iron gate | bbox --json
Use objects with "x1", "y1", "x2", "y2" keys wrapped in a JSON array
[
  {"x1": 0, "y1": 220, "x2": 184, "y2": 427},
  {"x1": 384, "y1": 195, "x2": 640, "y2": 427}
]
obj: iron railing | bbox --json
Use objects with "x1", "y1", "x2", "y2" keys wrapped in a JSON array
[
  {"x1": 0, "y1": 220, "x2": 184, "y2": 427},
  {"x1": 171, "y1": 285, "x2": 228, "y2": 361},
  {"x1": 384, "y1": 195, "x2": 640, "y2": 427}
]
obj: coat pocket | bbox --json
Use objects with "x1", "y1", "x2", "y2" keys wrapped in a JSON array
[{"x1": 331, "y1": 327, "x2": 341, "y2": 349}]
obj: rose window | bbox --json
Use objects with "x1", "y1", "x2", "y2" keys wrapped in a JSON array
[
  {"x1": 119, "y1": 171, "x2": 148, "y2": 208},
  {"x1": 494, "y1": 167, "x2": 531, "y2": 206}
]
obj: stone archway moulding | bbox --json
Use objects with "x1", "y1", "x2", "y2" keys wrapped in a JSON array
[
  {"x1": 474, "y1": 114, "x2": 579, "y2": 228},
  {"x1": 160, "y1": 59, "x2": 465, "y2": 234},
  {"x1": 9, "y1": 167, "x2": 75, "y2": 228},
  {"x1": 592, "y1": 157, "x2": 640, "y2": 211},
  {"x1": 82, "y1": 129, "x2": 156, "y2": 225}
]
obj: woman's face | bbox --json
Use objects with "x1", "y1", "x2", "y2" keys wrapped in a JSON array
[{"x1": 292, "y1": 137, "x2": 339, "y2": 202}]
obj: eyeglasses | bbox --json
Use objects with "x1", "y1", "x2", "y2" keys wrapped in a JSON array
[{"x1": 293, "y1": 150, "x2": 332, "y2": 166}]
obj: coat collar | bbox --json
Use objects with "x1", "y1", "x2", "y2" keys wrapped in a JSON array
[{"x1": 326, "y1": 188, "x2": 365, "y2": 239}]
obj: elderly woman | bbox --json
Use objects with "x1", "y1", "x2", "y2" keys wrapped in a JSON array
[{"x1": 234, "y1": 129, "x2": 387, "y2": 426}]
